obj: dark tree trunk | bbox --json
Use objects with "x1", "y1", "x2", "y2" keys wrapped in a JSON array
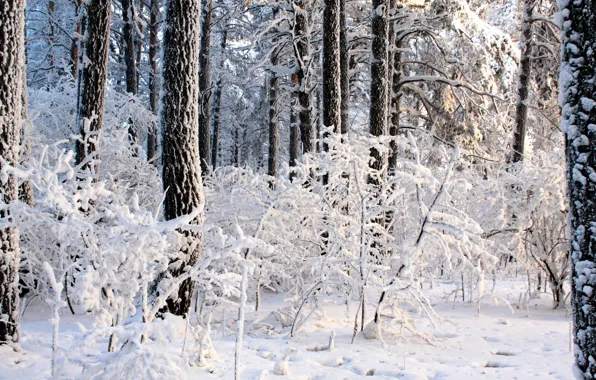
[
  {"x1": 160, "y1": 0, "x2": 204, "y2": 317},
  {"x1": 293, "y1": 1, "x2": 313, "y2": 155},
  {"x1": 369, "y1": 0, "x2": 389, "y2": 185},
  {"x1": 198, "y1": 0, "x2": 213, "y2": 178},
  {"x1": 560, "y1": 0, "x2": 596, "y2": 376},
  {"x1": 0, "y1": 0, "x2": 24, "y2": 345},
  {"x1": 70, "y1": 0, "x2": 83, "y2": 79},
  {"x1": 322, "y1": 0, "x2": 341, "y2": 137},
  {"x1": 75, "y1": 0, "x2": 111, "y2": 174},
  {"x1": 211, "y1": 30, "x2": 228, "y2": 169},
  {"x1": 510, "y1": 0, "x2": 534, "y2": 164},
  {"x1": 268, "y1": 9, "x2": 280, "y2": 184},
  {"x1": 388, "y1": 9, "x2": 403, "y2": 174},
  {"x1": 339, "y1": 0, "x2": 349, "y2": 135},
  {"x1": 122, "y1": 0, "x2": 138, "y2": 149},
  {"x1": 147, "y1": 0, "x2": 159, "y2": 164},
  {"x1": 289, "y1": 96, "x2": 299, "y2": 182},
  {"x1": 135, "y1": 0, "x2": 143, "y2": 94}
]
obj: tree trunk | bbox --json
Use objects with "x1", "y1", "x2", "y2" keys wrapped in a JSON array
[
  {"x1": 198, "y1": 0, "x2": 213, "y2": 178},
  {"x1": 293, "y1": 1, "x2": 313, "y2": 155},
  {"x1": 0, "y1": 0, "x2": 25, "y2": 345},
  {"x1": 388, "y1": 9, "x2": 403, "y2": 174},
  {"x1": 122, "y1": 0, "x2": 138, "y2": 149},
  {"x1": 322, "y1": 0, "x2": 341, "y2": 137},
  {"x1": 75, "y1": 0, "x2": 111, "y2": 174},
  {"x1": 268, "y1": 9, "x2": 280, "y2": 185},
  {"x1": 19, "y1": 62, "x2": 33, "y2": 206},
  {"x1": 560, "y1": 0, "x2": 596, "y2": 376},
  {"x1": 70, "y1": 0, "x2": 83, "y2": 79},
  {"x1": 289, "y1": 96, "x2": 299, "y2": 182},
  {"x1": 369, "y1": 0, "x2": 389, "y2": 185},
  {"x1": 339, "y1": 0, "x2": 349, "y2": 135},
  {"x1": 147, "y1": 0, "x2": 159, "y2": 164},
  {"x1": 160, "y1": 0, "x2": 204, "y2": 317},
  {"x1": 211, "y1": 30, "x2": 228, "y2": 169},
  {"x1": 510, "y1": 0, "x2": 534, "y2": 164}
]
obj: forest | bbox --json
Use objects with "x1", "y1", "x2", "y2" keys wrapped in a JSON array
[{"x1": 0, "y1": 0, "x2": 595, "y2": 378}]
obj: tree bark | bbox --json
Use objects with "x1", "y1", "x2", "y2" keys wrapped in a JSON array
[
  {"x1": 560, "y1": 0, "x2": 596, "y2": 376},
  {"x1": 147, "y1": 0, "x2": 159, "y2": 164},
  {"x1": 510, "y1": 0, "x2": 535, "y2": 164},
  {"x1": 340, "y1": 0, "x2": 349, "y2": 135},
  {"x1": 388, "y1": 6, "x2": 403, "y2": 174},
  {"x1": 289, "y1": 96, "x2": 299, "y2": 182},
  {"x1": 211, "y1": 30, "x2": 228, "y2": 169},
  {"x1": 160, "y1": 0, "x2": 204, "y2": 316},
  {"x1": 322, "y1": 0, "x2": 341, "y2": 137},
  {"x1": 122, "y1": 0, "x2": 139, "y2": 149},
  {"x1": 268, "y1": 9, "x2": 280, "y2": 184},
  {"x1": 369, "y1": 0, "x2": 389, "y2": 185},
  {"x1": 70, "y1": 0, "x2": 83, "y2": 79},
  {"x1": 198, "y1": 0, "x2": 213, "y2": 178},
  {"x1": 19, "y1": 62, "x2": 33, "y2": 206},
  {"x1": 75, "y1": 0, "x2": 111, "y2": 174},
  {"x1": 293, "y1": 1, "x2": 313, "y2": 155},
  {"x1": 0, "y1": 0, "x2": 24, "y2": 345}
]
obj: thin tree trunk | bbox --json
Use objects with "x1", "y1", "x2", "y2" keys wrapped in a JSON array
[
  {"x1": 70, "y1": 0, "x2": 83, "y2": 80},
  {"x1": 122, "y1": 0, "x2": 138, "y2": 149},
  {"x1": 339, "y1": 0, "x2": 349, "y2": 135},
  {"x1": 369, "y1": 0, "x2": 389, "y2": 185},
  {"x1": 160, "y1": 0, "x2": 204, "y2": 316},
  {"x1": 510, "y1": 0, "x2": 535, "y2": 164},
  {"x1": 293, "y1": 1, "x2": 313, "y2": 155},
  {"x1": 147, "y1": 0, "x2": 159, "y2": 164},
  {"x1": 289, "y1": 96, "x2": 299, "y2": 182},
  {"x1": 75, "y1": 0, "x2": 111, "y2": 174},
  {"x1": 198, "y1": 0, "x2": 213, "y2": 177},
  {"x1": 388, "y1": 10, "x2": 403, "y2": 174},
  {"x1": 211, "y1": 30, "x2": 228, "y2": 169},
  {"x1": 0, "y1": 0, "x2": 25, "y2": 345},
  {"x1": 268, "y1": 8, "x2": 280, "y2": 185}
]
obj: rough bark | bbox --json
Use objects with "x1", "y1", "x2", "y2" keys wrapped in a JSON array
[
  {"x1": 369, "y1": 0, "x2": 389, "y2": 185},
  {"x1": 147, "y1": 0, "x2": 159, "y2": 164},
  {"x1": 75, "y1": 0, "x2": 111, "y2": 174},
  {"x1": 198, "y1": 0, "x2": 213, "y2": 177},
  {"x1": 289, "y1": 96, "x2": 299, "y2": 182},
  {"x1": 19, "y1": 63, "x2": 33, "y2": 206},
  {"x1": 268, "y1": 9, "x2": 280, "y2": 183},
  {"x1": 293, "y1": 1, "x2": 313, "y2": 154},
  {"x1": 510, "y1": 0, "x2": 534, "y2": 164},
  {"x1": 322, "y1": 0, "x2": 342, "y2": 138},
  {"x1": 560, "y1": 0, "x2": 596, "y2": 377},
  {"x1": 339, "y1": 0, "x2": 349, "y2": 135},
  {"x1": 122, "y1": 0, "x2": 139, "y2": 149},
  {"x1": 211, "y1": 30, "x2": 228, "y2": 169},
  {"x1": 160, "y1": 0, "x2": 204, "y2": 317},
  {"x1": 388, "y1": 8, "x2": 403, "y2": 174},
  {"x1": 0, "y1": 0, "x2": 24, "y2": 345}
]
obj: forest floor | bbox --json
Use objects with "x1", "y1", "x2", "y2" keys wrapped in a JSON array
[{"x1": 1, "y1": 277, "x2": 573, "y2": 379}]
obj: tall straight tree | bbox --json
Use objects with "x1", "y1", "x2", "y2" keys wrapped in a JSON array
[
  {"x1": 369, "y1": 0, "x2": 389, "y2": 184},
  {"x1": 322, "y1": 0, "x2": 341, "y2": 139},
  {"x1": 560, "y1": 0, "x2": 596, "y2": 377},
  {"x1": 211, "y1": 30, "x2": 228, "y2": 169},
  {"x1": 293, "y1": 1, "x2": 314, "y2": 154},
  {"x1": 510, "y1": 0, "x2": 535, "y2": 164},
  {"x1": 339, "y1": 0, "x2": 349, "y2": 135},
  {"x1": 75, "y1": 0, "x2": 111, "y2": 174},
  {"x1": 122, "y1": 0, "x2": 139, "y2": 149},
  {"x1": 160, "y1": 0, "x2": 204, "y2": 316},
  {"x1": 268, "y1": 8, "x2": 280, "y2": 183},
  {"x1": 198, "y1": 0, "x2": 214, "y2": 177},
  {"x1": 147, "y1": 0, "x2": 160, "y2": 163},
  {"x1": 0, "y1": 0, "x2": 25, "y2": 345}
]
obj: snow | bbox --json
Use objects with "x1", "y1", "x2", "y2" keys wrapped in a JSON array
[{"x1": 1, "y1": 278, "x2": 573, "y2": 379}]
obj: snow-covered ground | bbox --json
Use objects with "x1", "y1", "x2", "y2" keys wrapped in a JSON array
[{"x1": 1, "y1": 278, "x2": 573, "y2": 379}]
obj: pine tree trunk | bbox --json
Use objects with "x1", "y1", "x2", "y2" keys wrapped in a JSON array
[
  {"x1": 198, "y1": 0, "x2": 213, "y2": 177},
  {"x1": 70, "y1": 0, "x2": 83, "y2": 79},
  {"x1": 560, "y1": 0, "x2": 596, "y2": 376},
  {"x1": 147, "y1": 0, "x2": 159, "y2": 164},
  {"x1": 19, "y1": 62, "x2": 33, "y2": 206},
  {"x1": 339, "y1": 0, "x2": 349, "y2": 135},
  {"x1": 160, "y1": 0, "x2": 204, "y2": 317},
  {"x1": 293, "y1": 1, "x2": 313, "y2": 154},
  {"x1": 0, "y1": 0, "x2": 25, "y2": 345},
  {"x1": 75, "y1": 0, "x2": 111, "y2": 174},
  {"x1": 388, "y1": 11, "x2": 403, "y2": 174},
  {"x1": 510, "y1": 0, "x2": 534, "y2": 164},
  {"x1": 369, "y1": 0, "x2": 389, "y2": 185},
  {"x1": 289, "y1": 96, "x2": 299, "y2": 182},
  {"x1": 322, "y1": 0, "x2": 341, "y2": 137},
  {"x1": 122, "y1": 0, "x2": 138, "y2": 150},
  {"x1": 268, "y1": 9, "x2": 280, "y2": 184},
  {"x1": 211, "y1": 30, "x2": 228, "y2": 169}
]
